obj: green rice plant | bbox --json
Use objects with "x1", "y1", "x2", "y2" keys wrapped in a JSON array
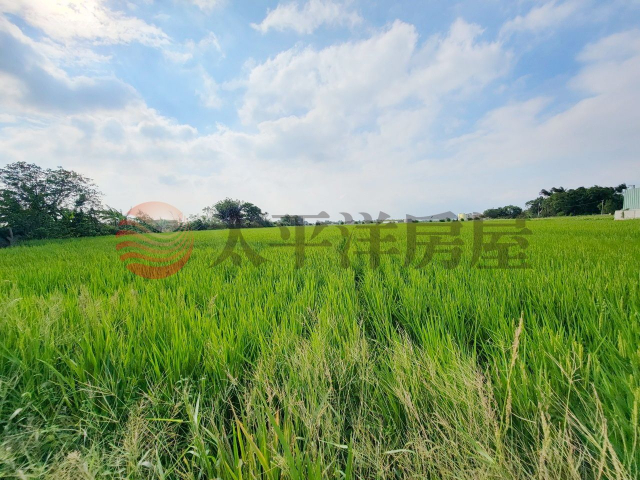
[{"x1": 0, "y1": 216, "x2": 638, "y2": 478}]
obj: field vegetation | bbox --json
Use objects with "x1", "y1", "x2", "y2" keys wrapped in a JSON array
[{"x1": 0, "y1": 217, "x2": 639, "y2": 479}]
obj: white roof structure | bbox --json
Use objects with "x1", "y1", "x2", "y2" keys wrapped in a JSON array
[{"x1": 407, "y1": 211, "x2": 458, "y2": 222}]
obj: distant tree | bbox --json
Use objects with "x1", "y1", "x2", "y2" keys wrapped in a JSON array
[
  {"x1": 508, "y1": 205, "x2": 524, "y2": 218},
  {"x1": 242, "y1": 202, "x2": 270, "y2": 227},
  {"x1": 525, "y1": 184, "x2": 625, "y2": 217},
  {"x1": 201, "y1": 198, "x2": 272, "y2": 229},
  {"x1": 483, "y1": 205, "x2": 523, "y2": 219},
  {"x1": 603, "y1": 199, "x2": 617, "y2": 215},
  {"x1": 212, "y1": 198, "x2": 245, "y2": 228},
  {"x1": 277, "y1": 214, "x2": 304, "y2": 226},
  {"x1": 98, "y1": 207, "x2": 126, "y2": 230},
  {"x1": 525, "y1": 197, "x2": 544, "y2": 217},
  {"x1": 129, "y1": 209, "x2": 165, "y2": 233},
  {"x1": 202, "y1": 206, "x2": 217, "y2": 222}
]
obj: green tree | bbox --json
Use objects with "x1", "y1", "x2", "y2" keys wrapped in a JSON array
[
  {"x1": 98, "y1": 207, "x2": 126, "y2": 231},
  {"x1": 277, "y1": 214, "x2": 304, "y2": 226},
  {"x1": 525, "y1": 197, "x2": 544, "y2": 217},
  {"x1": 207, "y1": 198, "x2": 271, "y2": 229},
  {"x1": 483, "y1": 205, "x2": 523, "y2": 219},
  {"x1": 0, "y1": 162, "x2": 104, "y2": 242},
  {"x1": 242, "y1": 202, "x2": 270, "y2": 227},
  {"x1": 524, "y1": 184, "x2": 626, "y2": 217},
  {"x1": 212, "y1": 198, "x2": 244, "y2": 228}
]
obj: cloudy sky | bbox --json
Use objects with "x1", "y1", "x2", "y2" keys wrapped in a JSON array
[{"x1": 1, "y1": 0, "x2": 639, "y2": 218}]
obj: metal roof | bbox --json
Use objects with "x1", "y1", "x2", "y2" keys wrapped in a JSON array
[{"x1": 623, "y1": 186, "x2": 640, "y2": 210}]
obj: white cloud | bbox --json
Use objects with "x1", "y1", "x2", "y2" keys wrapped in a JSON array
[
  {"x1": 188, "y1": 0, "x2": 224, "y2": 13},
  {"x1": 197, "y1": 71, "x2": 223, "y2": 108},
  {"x1": 1, "y1": 16, "x2": 638, "y2": 218},
  {"x1": 0, "y1": 14, "x2": 112, "y2": 69},
  {"x1": 163, "y1": 32, "x2": 224, "y2": 64},
  {"x1": 0, "y1": 17, "x2": 509, "y2": 215},
  {"x1": 577, "y1": 29, "x2": 640, "y2": 63},
  {"x1": 446, "y1": 29, "x2": 640, "y2": 196},
  {"x1": 500, "y1": 0, "x2": 582, "y2": 37},
  {"x1": 0, "y1": 18, "x2": 513, "y2": 216},
  {"x1": 0, "y1": 18, "x2": 136, "y2": 115},
  {"x1": 240, "y1": 19, "x2": 509, "y2": 126},
  {"x1": 251, "y1": 0, "x2": 362, "y2": 34},
  {"x1": 0, "y1": 0, "x2": 169, "y2": 46},
  {"x1": 198, "y1": 32, "x2": 223, "y2": 55},
  {"x1": 163, "y1": 50, "x2": 194, "y2": 63}
]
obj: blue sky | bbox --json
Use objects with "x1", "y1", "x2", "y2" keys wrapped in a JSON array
[{"x1": 1, "y1": 0, "x2": 639, "y2": 218}]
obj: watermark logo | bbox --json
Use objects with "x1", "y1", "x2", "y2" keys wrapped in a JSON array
[
  {"x1": 116, "y1": 201, "x2": 193, "y2": 279},
  {"x1": 210, "y1": 213, "x2": 531, "y2": 270}
]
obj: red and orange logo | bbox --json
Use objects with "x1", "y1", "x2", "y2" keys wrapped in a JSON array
[{"x1": 116, "y1": 202, "x2": 194, "y2": 279}]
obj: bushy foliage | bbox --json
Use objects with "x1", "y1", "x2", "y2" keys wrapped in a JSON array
[
  {"x1": 190, "y1": 199, "x2": 273, "y2": 230},
  {"x1": 525, "y1": 184, "x2": 626, "y2": 217},
  {"x1": 0, "y1": 163, "x2": 275, "y2": 244},
  {"x1": 0, "y1": 162, "x2": 114, "y2": 243},
  {"x1": 276, "y1": 214, "x2": 304, "y2": 226},
  {"x1": 483, "y1": 205, "x2": 523, "y2": 219}
]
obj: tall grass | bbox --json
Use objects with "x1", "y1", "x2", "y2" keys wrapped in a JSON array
[{"x1": 0, "y1": 217, "x2": 638, "y2": 478}]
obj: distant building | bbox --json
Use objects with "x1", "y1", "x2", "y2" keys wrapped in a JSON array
[
  {"x1": 407, "y1": 211, "x2": 458, "y2": 222},
  {"x1": 615, "y1": 185, "x2": 640, "y2": 220},
  {"x1": 458, "y1": 212, "x2": 482, "y2": 221}
]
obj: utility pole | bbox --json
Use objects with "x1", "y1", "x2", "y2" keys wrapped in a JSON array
[{"x1": 600, "y1": 200, "x2": 604, "y2": 215}]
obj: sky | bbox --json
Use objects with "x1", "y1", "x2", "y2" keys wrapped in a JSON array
[{"x1": 0, "y1": 0, "x2": 639, "y2": 219}]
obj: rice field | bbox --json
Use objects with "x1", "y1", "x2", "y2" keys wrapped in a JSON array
[{"x1": 0, "y1": 216, "x2": 639, "y2": 479}]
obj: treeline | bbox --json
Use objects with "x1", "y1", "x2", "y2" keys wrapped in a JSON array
[
  {"x1": 483, "y1": 184, "x2": 626, "y2": 219},
  {"x1": 524, "y1": 185, "x2": 626, "y2": 217},
  {"x1": 187, "y1": 198, "x2": 272, "y2": 230},
  {"x1": 1, "y1": 162, "x2": 629, "y2": 245},
  {"x1": 0, "y1": 162, "x2": 282, "y2": 246}
]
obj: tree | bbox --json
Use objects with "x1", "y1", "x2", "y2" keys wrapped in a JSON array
[
  {"x1": 483, "y1": 205, "x2": 523, "y2": 219},
  {"x1": 212, "y1": 198, "x2": 244, "y2": 228},
  {"x1": 98, "y1": 207, "x2": 126, "y2": 229},
  {"x1": 242, "y1": 202, "x2": 270, "y2": 227},
  {"x1": 603, "y1": 199, "x2": 617, "y2": 215},
  {"x1": 0, "y1": 162, "x2": 104, "y2": 241},
  {"x1": 525, "y1": 197, "x2": 544, "y2": 217},
  {"x1": 277, "y1": 214, "x2": 304, "y2": 226},
  {"x1": 184, "y1": 205, "x2": 223, "y2": 231},
  {"x1": 524, "y1": 185, "x2": 625, "y2": 218},
  {"x1": 206, "y1": 198, "x2": 272, "y2": 229}
]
